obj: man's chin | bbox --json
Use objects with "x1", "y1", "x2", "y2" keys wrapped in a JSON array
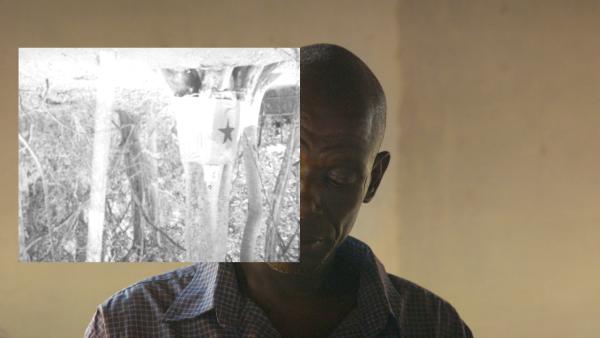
[
  {"x1": 266, "y1": 253, "x2": 331, "y2": 276},
  {"x1": 265, "y1": 240, "x2": 337, "y2": 275},
  {"x1": 265, "y1": 261, "x2": 320, "y2": 275}
]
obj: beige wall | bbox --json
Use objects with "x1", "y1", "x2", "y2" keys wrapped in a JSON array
[
  {"x1": 396, "y1": 1, "x2": 600, "y2": 338},
  {"x1": 1, "y1": 1, "x2": 598, "y2": 338}
]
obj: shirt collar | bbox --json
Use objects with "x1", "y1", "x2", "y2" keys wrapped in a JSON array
[
  {"x1": 336, "y1": 236, "x2": 402, "y2": 337},
  {"x1": 162, "y1": 237, "x2": 401, "y2": 336},
  {"x1": 161, "y1": 262, "x2": 246, "y2": 327},
  {"x1": 162, "y1": 263, "x2": 220, "y2": 322}
]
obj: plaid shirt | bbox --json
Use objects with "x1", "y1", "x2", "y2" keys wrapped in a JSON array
[{"x1": 84, "y1": 237, "x2": 473, "y2": 337}]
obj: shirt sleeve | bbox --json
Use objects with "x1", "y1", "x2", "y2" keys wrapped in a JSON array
[{"x1": 83, "y1": 307, "x2": 107, "y2": 338}]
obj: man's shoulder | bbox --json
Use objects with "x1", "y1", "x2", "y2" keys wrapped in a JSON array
[
  {"x1": 85, "y1": 264, "x2": 207, "y2": 338},
  {"x1": 97, "y1": 264, "x2": 209, "y2": 322},
  {"x1": 103, "y1": 265, "x2": 195, "y2": 303},
  {"x1": 343, "y1": 237, "x2": 473, "y2": 337},
  {"x1": 386, "y1": 270, "x2": 473, "y2": 337},
  {"x1": 387, "y1": 272, "x2": 459, "y2": 315}
]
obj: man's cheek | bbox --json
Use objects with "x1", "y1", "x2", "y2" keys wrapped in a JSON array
[
  {"x1": 324, "y1": 191, "x2": 363, "y2": 226},
  {"x1": 325, "y1": 187, "x2": 364, "y2": 210}
]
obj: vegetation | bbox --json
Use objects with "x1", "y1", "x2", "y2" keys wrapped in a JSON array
[{"x1": 18, "y1": 79, "x2": 299, "y2": 262}]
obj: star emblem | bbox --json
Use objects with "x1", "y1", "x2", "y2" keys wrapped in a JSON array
[{"x1": 218, "y1": 119, "x2": 234, "y2": 143}]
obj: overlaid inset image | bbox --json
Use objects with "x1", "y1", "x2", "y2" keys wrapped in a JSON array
[{"x1": 18, "y1": 48, "x2": 299, "y2": 262}]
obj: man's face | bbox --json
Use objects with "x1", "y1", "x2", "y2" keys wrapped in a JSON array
[{"x1": 268, "y1": 89, "x2": 388, "y2": 275}]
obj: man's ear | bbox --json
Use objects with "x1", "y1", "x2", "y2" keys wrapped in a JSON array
[{"x1": 363, "y1": 151, "x2": 390, "y2": 203}]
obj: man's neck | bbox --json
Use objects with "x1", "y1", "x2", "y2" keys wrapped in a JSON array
[
  {"x1": 234, "y1": 255, "x2": 360, "y2": 338},
  {"x1": 236, "y1": 261, "x2": 333, "y2": 301},
  {"x1": 235, "y1": 253, "x2": 360, "y2": 303}
]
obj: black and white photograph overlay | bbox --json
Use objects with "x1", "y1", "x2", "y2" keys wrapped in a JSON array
[{"x1": 18, "y1": 48, "x2": 300, "y2": 263}]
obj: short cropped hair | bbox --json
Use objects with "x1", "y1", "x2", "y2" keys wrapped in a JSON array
[{"x1": 300, "y1": 43, "x2": 387, "y2": 150}]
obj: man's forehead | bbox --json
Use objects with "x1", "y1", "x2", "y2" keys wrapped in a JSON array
[
  {"x1": 301, "y1": 111, "x2": 372, "y2": 148},
  {"x1": 302, "y1": 109, "x2": 371, "y2": 131},
  {"x1": 299, "y1": 45, "x2": 386, "y2": 153},
  {"x1": 301, "y1": 90, "x2": 374, "y2": 126}
]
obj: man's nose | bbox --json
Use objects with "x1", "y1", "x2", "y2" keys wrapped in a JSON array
[{"x1": 300, "y1": 177, "x2": 323, "y2": 216}]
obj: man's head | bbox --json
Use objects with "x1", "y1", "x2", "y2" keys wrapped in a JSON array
[{"x1": 268, "y1": 43, "x2": 390, "y2": 275}]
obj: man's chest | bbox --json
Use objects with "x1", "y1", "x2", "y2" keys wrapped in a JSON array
[{"x1": 258, "y1": 294, "x2": 357, "y2": 338}]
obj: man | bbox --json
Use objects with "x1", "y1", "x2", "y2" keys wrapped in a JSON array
[{"x1": 84, "y1": 44, "x2": 473, "y2": 338}]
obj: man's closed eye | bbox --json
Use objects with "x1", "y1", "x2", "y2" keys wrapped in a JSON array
[{"x1": 327, "y1": 168, "x2": 358, "y2": 186}]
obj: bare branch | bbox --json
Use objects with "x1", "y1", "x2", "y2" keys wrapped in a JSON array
[
  {"x1": 131, "y1": 192, "x2": 185, "y2": 252},
  {"x1": 18, "y1": 133, "x2": 49, "y2": 215}
]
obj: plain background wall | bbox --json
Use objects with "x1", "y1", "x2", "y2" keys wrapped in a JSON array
[
  {"x1": 1, "y1": 1, "x2": 599, "y2": 338},
  {"x1": 396, "y1": 1, "x2": 600, "y2": 337}
]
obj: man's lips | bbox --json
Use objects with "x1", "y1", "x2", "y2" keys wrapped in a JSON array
[
  {"x1": 301, "y1": 237, "x2": 327, "y2": 245},
  {"x1": 300, "y1": 235, "x2": 333, "y2": 249},
  {"x1": 300, "y1": 220, "x2": 335, "y2": 247}
]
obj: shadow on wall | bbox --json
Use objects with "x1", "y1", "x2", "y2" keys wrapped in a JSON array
[{"x1": 0, "y1": 327, "x2": 9, "y2": 338}]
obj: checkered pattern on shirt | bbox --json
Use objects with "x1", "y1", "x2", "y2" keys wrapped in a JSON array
[{"x1": 84, "y1": 236, "x2": 473, "y2": 338}]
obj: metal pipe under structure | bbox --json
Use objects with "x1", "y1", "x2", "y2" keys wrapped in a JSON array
[{"x1": 163, "y1": 59, "x2": 294, "y2": 261}]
